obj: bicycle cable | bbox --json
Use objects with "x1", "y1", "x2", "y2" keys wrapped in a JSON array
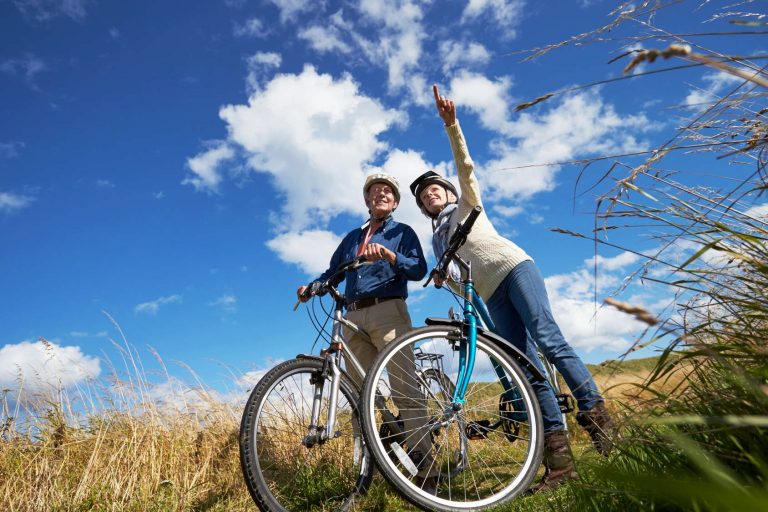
[{"x1": 301, "y1": 296, "x2": 331, "y2": 351}]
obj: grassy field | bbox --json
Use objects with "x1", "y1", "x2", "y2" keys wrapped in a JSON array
[{"x1": 0, "y1": 352, "x2": 649, "y2": 512}]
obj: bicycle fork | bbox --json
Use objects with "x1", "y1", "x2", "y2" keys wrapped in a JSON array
[{"x1": 302, "y1": 356, "x2": 343, "y2": 448}]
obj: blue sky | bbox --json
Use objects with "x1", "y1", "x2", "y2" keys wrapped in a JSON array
[{"x1": 1, "y1": 0, "x2": 763, "y2": 403}]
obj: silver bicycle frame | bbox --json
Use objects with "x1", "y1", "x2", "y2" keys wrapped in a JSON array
[{"x1": 306, "y1": 306, "x2": 370, "y2": 444}]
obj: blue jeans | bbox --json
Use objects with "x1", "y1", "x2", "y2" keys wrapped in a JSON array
[{"x1": 487, "y1": 260, "x2": 603, "y2": 432}]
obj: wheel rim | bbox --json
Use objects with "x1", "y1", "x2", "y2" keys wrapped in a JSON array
[
  {"x1": 247, "y1": 362, "x2": 367, "y2": 511},
  {"x1": 364, "y1": 329, "x2": 543, "y2": 510}
]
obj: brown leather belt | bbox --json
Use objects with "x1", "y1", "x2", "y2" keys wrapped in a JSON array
[{"x1": 346, "y1": 296, "x2": 403, "y2": 312}]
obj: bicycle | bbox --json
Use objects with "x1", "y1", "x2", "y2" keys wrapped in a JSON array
[
  {"x1": 359, "y1": 206, "x2": 551, "y2": 511},
  {"x1": 239, "y1": 257, "x2": 457, "y2": 511}
]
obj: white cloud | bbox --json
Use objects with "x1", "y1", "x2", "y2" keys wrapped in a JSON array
[
  {"x1": 745, "y1": 203, "x2": 768, "y2": 220},
  {"x1": 267, "y1": 0, "x2": 313, "y2": 23},
  {"x1": 109, "y1": 27, "x2": 120, "y2": 39},
  {"x1": 461, "y1": 0, "x2": 525, "y2": 38},
  {"x1": 233, "y1": 17, "x2": 266, "y2": 38},
  {"x1": 266, "y1": 230, "x2": 343, "y2": 275},
  {"x1": 244, "y1": 52, "x2": 282, "y2": 93},
  {"x1": 96, "y1": 179, "x2": 115, "y2": 188},
  {"x1": 439, "y1": 40, "x2": 491, "y2": 74},
  {"x1": 481, "y1": 90, "x2": 651, "y2": 204},
  {"x1": 0, "y1": 191, "x2": 34, "y2": 214},
  {"x1": 356, "y1": 0, "x2": 428, "y2": 103},
  {"x1": 685, "y1": 71, "x2": 745, "y2": 110},
  {"x1": 299, "y1": 25, "x2": 351, "y2": 54},
  {"x1": 0, "y1": 339, "x2": 100, "y2": 392},
  {"x1": 219, "y1": 65, "x2": 401, "y2": 231},
  {"x1": 11, "y1": 0, "x2": 89, "y2": 21},
  {"x1": 134, "y1": 294, "x2": 182, "y2": 315},
  {"x1": 585, "y1": 251, "x2": 642, "y2": 272},
  {"x1": 448, "y1": 71, "x2": 515, "y2": 134},
  {"x1": 182, "y1": 142, "x2": 235, "y2": 193},
  {"x1": 544, "y1": 265, "x2": 650, "y2": 353}
]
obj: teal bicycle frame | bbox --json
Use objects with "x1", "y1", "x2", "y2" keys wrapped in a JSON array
[{"x1": 431, "y1": 206, "x2": 528, "y2": 421}]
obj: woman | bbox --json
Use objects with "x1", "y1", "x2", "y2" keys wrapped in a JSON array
[{"x1": 411, "y1": 85, "x2": 615, "y2": 492}]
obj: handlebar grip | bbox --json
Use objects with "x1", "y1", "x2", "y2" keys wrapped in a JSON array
[{"x1": 450, "y1": 205, "x2": 482, "y2": 243}]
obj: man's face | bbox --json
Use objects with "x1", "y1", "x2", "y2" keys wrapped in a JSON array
[{"x1": 366, "y1": 182, "x2": 398, "y2": 218}]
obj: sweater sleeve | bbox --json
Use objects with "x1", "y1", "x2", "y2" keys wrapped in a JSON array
[{"x1": 445, "y1": 121, "x2": 483, "y2": 210}]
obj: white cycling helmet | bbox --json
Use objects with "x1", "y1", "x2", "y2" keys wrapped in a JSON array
[{"x1": 363, "y1": 173, "x2": 401, "y2": 202}]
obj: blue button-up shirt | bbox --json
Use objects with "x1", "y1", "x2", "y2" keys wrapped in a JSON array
[{"x1": 314, "y1": 216, "x2": 427, "y2": 306}]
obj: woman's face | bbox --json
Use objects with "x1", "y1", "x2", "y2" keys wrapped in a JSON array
[{"x1": 420, "y1": 183, "x2": 449, "y2": 215}]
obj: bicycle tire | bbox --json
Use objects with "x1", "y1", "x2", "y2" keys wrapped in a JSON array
[
  {"x1": 240, "y1": 357, "x2": 374, "y2": 512},
  {"x1": 360, "y1": 326, "x2": 544, "y2": 511}
]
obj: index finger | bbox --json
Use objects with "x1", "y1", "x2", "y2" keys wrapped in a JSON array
[{"x1": 433, "y1": 84, "x2": 440, "y2": 102}]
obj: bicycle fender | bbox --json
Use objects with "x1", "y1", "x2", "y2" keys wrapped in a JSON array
[
  {"x1": 423, "y1": 317, "x2": 546, "y2": 381},
  {"x1": 295, "y1": 354, "x2": 324, "y2": 362}
]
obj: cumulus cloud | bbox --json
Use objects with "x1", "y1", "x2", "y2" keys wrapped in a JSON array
[
  {"x1": 244, "y1": 52, "x2": 282, "y2": 93},
  {"x1": 685, "y1": 71, "x2": 745, "y2": 111},
  {"x1": 461, "y1": 0, "x2": 525, "y2": 38},
  {"x1": 182, "y1": 142, "x2": 235, "y2": 193},
  {"x1": 0, "y1": 191, "x2": 34, "y2": 214},
  {"x1": 11, "y1": 0, "x2": 89, "y2": 21},
  {"x1": 0, "y1": 339, "x2": 100, "y2": 392},
  {"x1": 480, "y1": 89, "x2": 652, "y2": 204},
  {"x1": 585, "y1": 251, "x2": 643, "y2": 272},
  {"x1": 299, "y1": 25, "x2": 351, "y2": 54},
  {"x1": 267, "y1": 230, "x2": 343, "y2": 275},
  {"x1": 448, "y1": 74, "x2": 650, "y2": 206},
  {"x1": 447, "y1": 71, "x2": 515, "y2": 134},
  {"x1": 745, "y1": 203, "x2": 768, "y2": 220},
  {"x1": 219, "y1": 65, "x2": 401, "y2": 231},
  {"x1": 544, "y1": 252, "x2": 651, "y2": 353},
  {"x1": 439, "y1": 40, "x2": 491, "y2": 74},
  {"x1": 134, "y1": 294, "x2": 182, "y2": 315}
]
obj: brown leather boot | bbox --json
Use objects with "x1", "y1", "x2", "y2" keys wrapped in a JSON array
[
  {"x1": 576, "y1": 401, "x2": 616, "y2": 456},
  {"x1": 530, "y1": 430, "x2": 579, "y2": 493}
]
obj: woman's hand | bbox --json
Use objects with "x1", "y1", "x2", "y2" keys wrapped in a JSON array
[{"x1": 433, "y1": 84, "x2": 456, "y2": 127}]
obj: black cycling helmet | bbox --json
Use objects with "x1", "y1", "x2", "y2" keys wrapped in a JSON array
[{"x1": 410, "y1": 170, "x2": 458, "y2": 213}]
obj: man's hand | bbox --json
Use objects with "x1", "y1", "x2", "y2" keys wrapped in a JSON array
[
  {"x1": 362, "y1": 243, "x2": 396, "y2": 265},
  {"x1": 433, "y1": 84, "x2": 456, "y2": 127},
  {"x1": 296, "y1": 285, "x2": 311, "y2": 303}
]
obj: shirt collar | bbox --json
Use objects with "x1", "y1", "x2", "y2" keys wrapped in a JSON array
[{"x1": 360, "y1": 214, "x2": 394, "y2": 230}]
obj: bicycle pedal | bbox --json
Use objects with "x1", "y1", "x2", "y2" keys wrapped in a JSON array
[
  {"x1": 466, "y1": 420, "x2": 491, "y2": 440},
  {"x1": 556, "y1": 393, "x2": 575, "y2": 414}
]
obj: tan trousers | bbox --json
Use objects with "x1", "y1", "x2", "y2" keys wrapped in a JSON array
[{"x1": 344, "y1": 299, "x2": 433, "y2": 460}]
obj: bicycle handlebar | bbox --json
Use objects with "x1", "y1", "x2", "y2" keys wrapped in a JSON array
[
  {"x1": 294, "y1": 256, "x2": 373, "y2": 310},
  {"x1": 424, "y1": 205, "x2": 483, "y2": 288}
]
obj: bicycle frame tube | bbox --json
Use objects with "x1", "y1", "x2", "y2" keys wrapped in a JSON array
[
  {"x1": 452, "y1": 281, "x2": 478, "y2": 405},
  {"x1": 470, "y1": 289, "x2": 524, "y2": 407}
]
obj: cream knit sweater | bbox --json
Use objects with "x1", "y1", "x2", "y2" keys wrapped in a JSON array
[{"x1": 444, "y1": 121, "x2": 532, "y2": 301}]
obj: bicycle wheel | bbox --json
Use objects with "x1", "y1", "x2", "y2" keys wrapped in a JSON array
[
  {"x1": 240, "y1": 357, "x2": 374, "y2": 512},
  {"x1": 360, "y1": 326, "x2": 544, "y2": 511}
]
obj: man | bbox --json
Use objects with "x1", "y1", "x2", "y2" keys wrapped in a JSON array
[{"x1": 297, "y1": 172, "x2": 434, "y2": 474}]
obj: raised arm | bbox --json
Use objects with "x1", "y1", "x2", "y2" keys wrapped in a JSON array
[{"x1": 433, "y1": 84, "x2": 482, "y2": 208}]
